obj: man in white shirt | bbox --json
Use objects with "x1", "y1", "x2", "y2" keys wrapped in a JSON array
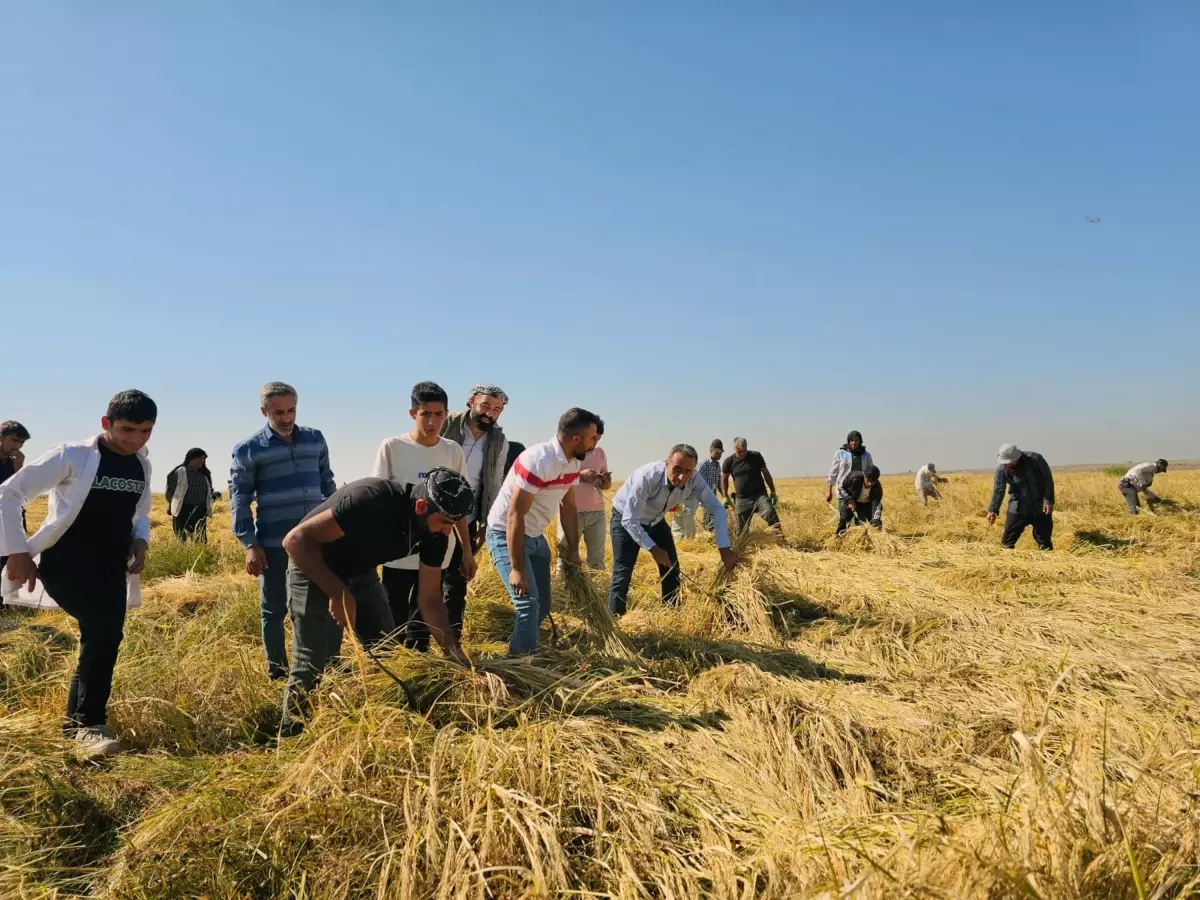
[
  {"x1": 372, "y1": 382, "x2": 476, "y2": 650},
  {"x1": 609, "y1": 445, "x2": 738, "y2": 616},
  {"x1": 914, "y1": 463, "x2": 946, "y2": 506},
  {"x1": 485, "y1": 408, "x2": 603, "y2": 657},
  {"x1": 1118, "y1": 459, "x2": 1168, "y2": 515}
]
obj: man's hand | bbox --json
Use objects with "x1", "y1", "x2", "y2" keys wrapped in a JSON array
[
  {"x1": 330, "y1": 591, "x2": 357, "y2": 630},
  {"x1": 245, "y1": 545, "x2": 267, "y2": 577},
  {"x1": 1043, "y1": 502, "x2": 1053, "y2": 516},
  {"x1": 127, "y1": 539, "x2": 148, "y2": 575},
  {"x1": 847, "y1": 500, "x2": 857, "y2": 513},
  {"x1": 460, "y1": 550, "x2": 478, "y2": 582},
  {"x1": 444, "y1": 642, "x2": 470, "y2": 666},
  {"x1": 509, "y1": 568, "x2": 529, "y2": 596},
  {"x1": 579, "y1": 469, "x2": 600, "y2": 484},
  {"x1": 650, "y1": 546, "x2": 671, "y2": 568},
  {"x1": 824, "y1": 488, "x2": 833, "y2": 504},
  {"x1": 987, "y1": 511, "x2": 997, "y2": 525},
  {"x1": 562, "y1": 547, "x2": 583, "y2": 568},
  {"x1": 597, "y1": 471, "x2": 612, "y2": 490},
  {"x1": 769, "y1": 492, "x2": 779, "y2": 505},
  {"x1": 718, "y1": 547, "x2": 739, "y2": 571},
  {"x1": 723, "y1": 496, "x2": 734, "y2": 510},
  {"x1": 9, "y1": 448, "x2": 24, "y2": 472},
  {"x1": 5, "y1": 552, "x2": 38, "y2": 591}
]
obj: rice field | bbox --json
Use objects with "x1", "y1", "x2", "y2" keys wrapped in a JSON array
[{"x1": 2, "y1": 469, "x2": 1199, "y2": 898}]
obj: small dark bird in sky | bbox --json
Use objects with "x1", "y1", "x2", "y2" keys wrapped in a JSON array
[{"x1": 1086, "y1": 217, "x2": 1102, "y2": 223}]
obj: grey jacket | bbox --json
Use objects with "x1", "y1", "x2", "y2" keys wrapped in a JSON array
[{"x1": 441, "y1": 411, "x2": 508, "y2": 520}]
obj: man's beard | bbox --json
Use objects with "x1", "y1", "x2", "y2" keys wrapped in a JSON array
[
  {"x1": 574, "y1": 450, "x2": 588, "y2": 461},
  {"x1": 469, "y1": 410, "x2": 495, "y2": 432}
]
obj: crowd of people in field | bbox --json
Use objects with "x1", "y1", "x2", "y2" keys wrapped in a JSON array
[{"x1": 0, "y1": 387, "x2": 1174, "y2": 758}]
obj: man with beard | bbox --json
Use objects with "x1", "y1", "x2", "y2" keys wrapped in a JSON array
[
  {"x1": 720, "y1": 437, "x2": 782, "y2": 534},
  {"x1": 440, "y1": 384, "x2": 509, "y2": 633},
  {"x1": 486, "y1": 408, "x2": 602, "y2": 657},
  {"x1": 987, "y1": 444, "x2": 1055, "y2": 550},
  {"x1": 825, "y1": 430, "x2": 875, "y2": 506},
  {"x1": 278, "y1": 468, "x2": 474, "y2": 735}
]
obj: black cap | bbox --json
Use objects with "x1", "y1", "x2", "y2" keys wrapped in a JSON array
[
  {"x1": 710, "y1": 439, "x2": 724, "y2": 450},
  {"x1": 421, "y1": 467, "x2": 475, "y2": 520}
]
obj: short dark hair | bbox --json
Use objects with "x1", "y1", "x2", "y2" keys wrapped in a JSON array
[
  {"x1": 1156, "y1": 458, "x2": 1169, "y2": 470},
  {"x1": 106, "y1": 390, "x2": 157, "y2": 424},
  {"x1": 670, "y1": 443, "x2": 698, "y2": 461},
  {"x1": 865, "y1": 465, "x2": 881, "y2": 481},
  {"x1": 0, "y1": 421, "x2": 30, "y2": 441},
  {"x1": 557, "y1": 408, "x2": 603, "y2": 437},
  {"x1": 411, "y1": 381, "x2": 449, "y2": 411}
]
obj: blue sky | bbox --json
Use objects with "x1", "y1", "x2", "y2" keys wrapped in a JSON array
[{"x1": 3, "y1": 2, "x2": 1197, "y2": 488}]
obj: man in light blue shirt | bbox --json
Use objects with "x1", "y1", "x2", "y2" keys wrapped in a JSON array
[{"x1": 608, "y1": 444, "x2": 739, "y2": 616}]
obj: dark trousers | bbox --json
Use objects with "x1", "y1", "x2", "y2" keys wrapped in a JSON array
[
  {"x1": 1001, "y1": 509, "x2": 1053, "y2": 550},
  {"x1": 280, "y1": 566, "x2": 396, "y2": 726},
  {"x1": 836, "y1": 498, "x2": 881, "y2": 535},
  {"x1": 381, "y1": 566, "x2": 426, "y2": 651},
  {"x1": 607, "y1": 512, "x2": 679, "y2": 616},
  {"x1": 735, "y1": 494, "x2": 780, "y2": 532},
  {"x1": 38, "y1": 561, "x2": 127, "y2": 729},
  {"x1": 439, "y1": 521, "x2": 476, "y2": 640},
  {"x1": 260, "y1": 547, "x2": 290, "y2": 678},
  {"x1": 172, "y1": 504, "x2": 208, "y2": 543}
]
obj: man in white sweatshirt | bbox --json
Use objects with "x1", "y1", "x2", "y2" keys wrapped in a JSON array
[
  {"x1": 1118, "y1": 459, "x2": 1168, "y2": 515},
  {"x1": 0, "y1": 390, "x2": 156, "y2": 760},
  {"x1": 914, "y1": 463, "x2": 946, "y2": 506},
  {"x1": 372, "y1": 381, "x2": 476, "y2": 650}
]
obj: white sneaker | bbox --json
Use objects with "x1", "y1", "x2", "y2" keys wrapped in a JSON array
[{"x1": 74, "y1": 725, "x2": 120, "y2": 760}]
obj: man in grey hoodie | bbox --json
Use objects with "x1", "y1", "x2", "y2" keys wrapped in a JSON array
[{"x1": 987, "y1": 443, "x2": 1055, "y2": 550}]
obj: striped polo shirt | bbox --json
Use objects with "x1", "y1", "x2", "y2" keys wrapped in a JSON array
[
  {"x1": 486, "y1": 438, "x2": 581, "y2": 536},
  {"x1": 230, "y1": 424, "x2": 335, "y2": 548}
]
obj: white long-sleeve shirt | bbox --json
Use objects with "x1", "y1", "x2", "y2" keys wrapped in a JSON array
[
  {"x1": 1121, "y1": 462, "x2": 1158, "y2": 492},
  {"x1": 612, "y1": 460, "x2": 731, "y2": 550}
]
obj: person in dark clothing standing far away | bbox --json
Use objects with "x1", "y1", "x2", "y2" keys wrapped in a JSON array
[
  {"x1": 486, "y1": 408, "x2": 602, "y2": 657},
  {"x1": 988, "y1": 443, "x2": 1055, "y2": 550},
  {"x1": 609, "y1": 445, "x2": 738, "y2": 616},
  {"x1": 1118, "y1": 459, "x2": 1168, "y2": 515},
  {"x1": 825, "y1": 430, "x2": 874, "y2": 506},
  {"x1": 837, "y1": 465, "x2": 883, "y2": 536},
  {"x1": 166, "y1": 448, "x2": 220, "y2": 543},
  {"x1": 372, "y1": 382, "x2": 475, "y2": 651},
  {"x1": 0, "y1": 421, "x2": 31, "y2": 578},
  {"x1": 231, "y1": 382, "x2": 336, "y2": 681},
  {"x1": 0, "y1": 391, "x2": 155, "y2": 760},
  {"x1": 720, "y1": 437, "x2": 782, "y2": 534},
  {"x1": 278, "y1": 468, "x2": 474, "y2": 735}
]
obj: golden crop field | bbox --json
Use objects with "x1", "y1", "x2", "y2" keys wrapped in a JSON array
[{"x1": 2, "y1": 469, "x2": 1199, "y2": 898}]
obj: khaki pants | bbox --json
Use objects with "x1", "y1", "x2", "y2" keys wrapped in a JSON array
[{"x1": 557, "y1": 509, "x2": 607, "y2": 569}]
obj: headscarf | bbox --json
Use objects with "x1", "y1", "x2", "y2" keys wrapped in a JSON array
[{"x1": 469, "y1": 384, "x2": 509, "y2": 405}]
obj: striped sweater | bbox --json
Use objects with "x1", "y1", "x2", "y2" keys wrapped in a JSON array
[{"x1": 230, "y1": 424, "x2": 335, "y2": 548}]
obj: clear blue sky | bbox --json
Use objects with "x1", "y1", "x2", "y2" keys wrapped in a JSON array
[{"x1": 3, "y1": 2, "x2": 1197, "y2": 488}]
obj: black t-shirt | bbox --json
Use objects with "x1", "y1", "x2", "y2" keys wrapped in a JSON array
[
  {"x1": 302, "y1": 477, "x2": 449, "y2": 580},
  {"x1": 722, "y1": 451, "x2": 769, "y2": 500},
  {"x1": 0, "y1": 457, "x2": 16, "y2": 484},
  {"x1": 42, "y1": 443, "x2": 146, "y2": 573}
]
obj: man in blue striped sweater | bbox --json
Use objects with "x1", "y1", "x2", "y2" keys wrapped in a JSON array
[{"x1": 231, "y1": 382, "x2": 336, "y2": 680}]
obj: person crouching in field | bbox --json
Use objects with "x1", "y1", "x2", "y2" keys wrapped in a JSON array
[
  {"x1": 609, "y1": 445, "x2": 738, "y2": 615},
  {"x1": 278, "y1": 468, "x2": 474, "y2": 735},
  {"x1": 166, "y1": 448, "x2": 219, "y2": 543},
  {"x1": 0, "y1": 390, "x2": 156, "y2": 760},
  {"x1": 988, "y1": 444, "x2": 1055, "y2": 550},
  {"x1": 837, "y1": 465, "x2": 883, "y2": 535},
  {"x1": 1118, "y1": 459, "x2": 1168, "y2": 515},
  {"x1": 914, "y1": 462, "x2": 946, "y2": 506}
]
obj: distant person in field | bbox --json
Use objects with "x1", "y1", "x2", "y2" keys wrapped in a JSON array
[
  {"x1": 231, "y1": 382, "x2": 336, "y2": 681},
  {"x1": 837, "y1": 465, "x2": 883, "y2": 535},
  {"x1": 988, "y1": 444, "x2": 1055, "y2": 550},
  {"x1": 486, "y1": 408, "x2": 602, "y2": 657},
  {"x1": 166, "y1": 448, "x2": 220, "y2": 543},
  {"x1": 278, "y1": 468, "x2": 474, "y2": 735},
  {"x1": 0, "y1": 421, "x2": 31, "y2": 577},
  {"x1": 1118, "y1": 459, "x2": 1169, "y2": 515},
  {"x1": 915, "y1": 463, "x2": 946, "y2": 506},
  {"x1": 503, "y1": 441, "x2": 525, "y2": 478},
  {"x1": 609, "y1": 445, "x2": 738, "y2": 615},
  {"x1": 371, "y1": 381, "x2": 476, "y2": 651},
  {"x1": 694, "y1": 439, "x2": 725, "y2": 534},
  {"x1": 439, "y1": 384, "x2": 509, "y2": 640},
  {"x1": 825, "y1": 430, "x2": 874, "y2": 506},
  {"x1": 0, "y1": 391, "x2": 156, "y2": 760},
  {"x1": 559, "y1": 420, "x2": 611, "y2": 570},
  {"x1": 721, "y1": 437, "x2": 782, "y2": 534}
]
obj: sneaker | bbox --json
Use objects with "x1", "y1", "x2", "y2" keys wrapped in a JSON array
[{"x1": 74, "y1": 725, "x2": 120, "y2": 760}]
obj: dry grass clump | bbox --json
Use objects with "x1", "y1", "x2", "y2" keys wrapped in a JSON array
[{"x1": 2, "y1": 472, "x2": 1200, "y2": 897}]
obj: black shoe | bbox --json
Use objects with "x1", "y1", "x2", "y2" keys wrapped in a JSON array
[
  {"x1": 268, "y1": 666, "x2": 289, "y2": 682},
  {"x1": 278, "y1": 718, "x2": 305, "y2": 739}
]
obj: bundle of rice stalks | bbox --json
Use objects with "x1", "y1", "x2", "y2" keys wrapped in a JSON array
[
  {"x1": 556, "y1": 551, "x2": 636, "y2": 661},
  {"x1": 826, "y1": 523, "x2": 904, "y2": 556}
]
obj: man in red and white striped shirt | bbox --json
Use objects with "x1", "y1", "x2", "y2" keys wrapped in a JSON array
[{"x1": 485, "y1": 408, "x2": 604, "y2": 656}]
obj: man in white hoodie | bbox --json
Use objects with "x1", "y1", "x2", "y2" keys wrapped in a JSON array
[
  {"x1": 1118, "y1": 459, "x2": 1169, "y2": 515},
  {"x1": 0, "y1": 390, "x2": 156, "y2": 760}
]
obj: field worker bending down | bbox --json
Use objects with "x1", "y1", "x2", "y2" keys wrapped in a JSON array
[
  {"x1": 279, "y1": 468, "x2": 474, "y2": 735},
  {"x1": 721, "y1": 437, "x2": 782, "y2": 534},
  {"x1": 825, "y1": 430, "x2": 874, "y2": 506},
  {"x1": 915, "y1": 463, "x2": 946, "y2": 506},
  {"x1": 837, "y1": 465, "x2": 883, "y2": 535},
  {"x1": 1118, "y1": 459, "x2": 1168, "y2": 515},
  {"x1": 486, "y1": 408, "x2": 604, "y2": 657},
  {"x1": 609, "y1": 445, "x2": 739, "y2": 616},
  {"x1": 988, "y1": 444, "x2": 1055, "y2": 550}
]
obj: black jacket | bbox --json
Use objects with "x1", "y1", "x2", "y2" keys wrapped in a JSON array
[
  {"x1": 840, "y1": 471, "x2": 883, "y2": 506},
  {"x1": 989, "y1": 451, "x2": 1054, "y2": 515}
]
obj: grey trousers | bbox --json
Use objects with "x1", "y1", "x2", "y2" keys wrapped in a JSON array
[
  {"x1": 280, "y1": 565, "x2": 396, "y2": 726},
  {"x1": 557, "y1": 509, "x2": 607, "y2": 569}
]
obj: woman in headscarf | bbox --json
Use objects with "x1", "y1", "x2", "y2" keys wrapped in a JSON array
[{"x1": 166, "y1": 448, "x2": 219, "y2": 543}]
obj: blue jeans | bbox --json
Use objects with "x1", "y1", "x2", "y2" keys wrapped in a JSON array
[
  {"x1": 486, "y1": 529, "x2": 552, "y2": 656},
  {"x1": 261, "y1": 546, "x2": 291, "y2": 677}
]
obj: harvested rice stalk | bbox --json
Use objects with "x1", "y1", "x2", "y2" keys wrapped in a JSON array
[{"x1": 557, "y1": 555, "x2": 637, "y2": 660}]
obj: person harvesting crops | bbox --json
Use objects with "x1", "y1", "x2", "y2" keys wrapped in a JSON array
[
  {"x1": 825, "y1": 430, "x2": 874, "y2": 505},
  {"x1": 987, "y1": 444, "x2": 1055, "y2": 550},
  {"x1": 165, "y1": 448, "x2": 220, "y2": 543},
  {"x1": 837, "y1": 465, "x2": 884, "y2": 535},
  {"x1": 609, "y1": 445, "x2": 738, "y2": 615},
  {"x1": 1118, "y1": 459, "x2": 1169, "y2": 515},
  {"x1": 915, "y1": 463, "x2": 946, "y2": 506},
  {"x1": 721, "y1": 437, "x2": 782, "y2": 534}
]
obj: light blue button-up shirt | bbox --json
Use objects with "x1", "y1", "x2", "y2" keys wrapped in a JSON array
[{"x1": 612, "y1": 460, "x2": 731, "y2": 550}]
